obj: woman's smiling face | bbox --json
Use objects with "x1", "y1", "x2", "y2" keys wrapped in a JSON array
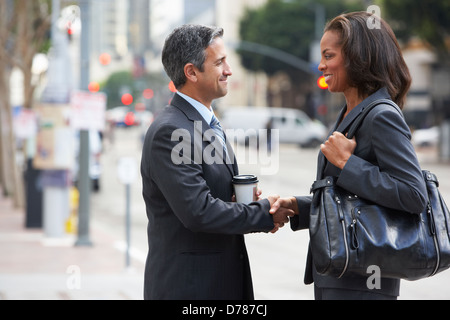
[{"x1": 318, "y1": 30, "x2": 351, "y2": 94}]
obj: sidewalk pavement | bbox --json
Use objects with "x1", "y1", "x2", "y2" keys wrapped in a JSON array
[
  {"x1": 0, "y1": 194, "x2": 145, "y2": 300},
  {"x1": 1, "y1": 148, "x2": 449, "y2": 300}
]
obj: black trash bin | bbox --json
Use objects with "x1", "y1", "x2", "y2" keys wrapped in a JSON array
[{"x1": 24, "y1": 158, "x2": 43, "y2": 229}]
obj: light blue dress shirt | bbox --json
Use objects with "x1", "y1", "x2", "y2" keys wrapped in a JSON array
[
  {"x1": 176, "y1": 91, "x2": 229, "y2": 161},
  {"x1": 176, "y1": 91, "x2": 215, "y2": 124}
]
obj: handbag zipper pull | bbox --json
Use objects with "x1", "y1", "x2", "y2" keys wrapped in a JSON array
[
  {"x1": 427, "y1": 202, "x2": 436, "y2": 235},
  {"x1": 335, "y1": 195, "x2": 344, "y2": 221},
  {"x1": 349, "y1": 209, "x2": 359, "y2": 249},
  {"x1": 335, "y1": 195, "x2": 341, "y2": 204}
]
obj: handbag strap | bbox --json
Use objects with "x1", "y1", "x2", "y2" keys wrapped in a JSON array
[
  {"x1": 423, "y1": 170, "x2": 439, "y2": 187},
  {"x1": 346, "y1": 98, "x2": 401, "y2": 139},
  {"x1": 313, "y1": 98, "x2": 402, "y2": 193},
  {"x1": 310, "y1": 176, "x2": 337, "y2": 193}
]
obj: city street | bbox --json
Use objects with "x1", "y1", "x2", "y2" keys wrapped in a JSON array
[
  {"x1": 92, "y1": 125, "x2": 450, "y2": 300},
  {"x1": 1, "y1": 0, "x2": 449, "y2": 302}
]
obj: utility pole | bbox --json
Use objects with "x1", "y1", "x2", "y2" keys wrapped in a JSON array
[
  {"x1": 75, "y1": 0, "x2": 92, "y2": 246},
  {"x1": 39, "y1": 0, "x2": 73, "y2": 238}
]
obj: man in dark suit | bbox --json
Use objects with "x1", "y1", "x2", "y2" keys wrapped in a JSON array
[{"x1": 141, "y1": 25, "x2": 292, "y2": 300}]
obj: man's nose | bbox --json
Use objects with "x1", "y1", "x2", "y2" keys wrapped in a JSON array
[{"x1": 224, "y1": 62, "x2": 232, "y2": 76}]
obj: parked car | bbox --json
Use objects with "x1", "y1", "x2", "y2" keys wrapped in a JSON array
[
  {"x1": 106, "y1": 106, "x2": 140, "y2": 127},
  {"x1": 221, "y1": 107, "x2": 327, "y2": 148},
  {"x1": 412, "y1": 126, "x2": 439, "y2": 147}
]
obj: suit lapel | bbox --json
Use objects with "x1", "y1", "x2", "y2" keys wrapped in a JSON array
[
  {"x1": 316, "y1": 152, "x2": 326, "y2": 180},
  {"x1": 170, "y1": 94, "x2": 236, "y2": 177},
  {"x1": 317, "y1": 103, "x2": 364, "y2": 179},
  {"x1": 335, "y1": 105, "x2": 364, "y2": 135},
  {"x1": 336, "y1": 87, "x2": 392, "y2": 135},
  {"x1": 317, "y1": 87, "x2": 392, "y2": 179},
  {"x1": 170, "y1": 93, "x2": 207, "y2": 124}
]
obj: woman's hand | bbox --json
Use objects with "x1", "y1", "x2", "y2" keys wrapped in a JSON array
[
  {"x1": 269, "y1": 196, "x2": 299, "y2": 216},
  {"x1": 321, "y1": 132, "x2": 357, "y2": 169},
  {"x1": 268, "y1": 195, "x2": 296, "y2": 233}
]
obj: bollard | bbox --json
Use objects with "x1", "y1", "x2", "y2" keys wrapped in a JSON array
[
  {"x1": 41, "y1": 170, "x2": 70, "y2": 238},
  {"x1": 117, "y1": 157, "x2": 137, "y2": 269},
  {"x1": 66, "y1": 186, "x2": 79, "y2": 234}
]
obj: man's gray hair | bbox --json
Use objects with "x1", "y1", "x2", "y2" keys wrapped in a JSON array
[{"x1": 162, "y1": 25, "x2": 224, "y2": 89}]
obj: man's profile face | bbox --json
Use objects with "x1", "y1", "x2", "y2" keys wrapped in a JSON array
[{"x1": 195, "y1": 37, "x2": 232, "y2": 102}]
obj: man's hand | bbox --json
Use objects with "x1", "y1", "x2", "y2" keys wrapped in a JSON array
[
  {"x1": 269, "y1": 196, "x2": 299, "y2": 216},
  {"x1": 255, "y1": 188, "x2": 263, "y2": 201},
  {"x1": 267, "y1": 195, "x2": 296, "y2": 233}
]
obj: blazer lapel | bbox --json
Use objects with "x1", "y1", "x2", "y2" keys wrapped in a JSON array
[
  {"x1": 335, "y1": 105, "x2": 364, "y2": 135},
  {"x1": 317, "y1": 87, "x2": 392, "y2": 180},
  {"x1": 317, "y1": 104, "x2": 364, "y2": 179},
  {"x1": 336, "y1": 87, "x2": 392, "y2": 135},
  {"x1": 170, "y1": 93, "x2": 207, "y2": 124},
  {"x1": 316, "y1": 107, "x2": 347, "y2": 179},
  {"x1": 316, "y1": 152, "x2": 326, "y2": 180},
  {"x1": 170, "y1": 94, "x2": 236, "y2": 177}
]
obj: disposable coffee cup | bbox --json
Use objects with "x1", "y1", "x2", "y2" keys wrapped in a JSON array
[{"x1": 232, "y1": 175, "x2": 259, "y2": 204}]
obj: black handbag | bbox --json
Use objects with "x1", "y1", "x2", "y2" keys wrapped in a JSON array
[{"x1": 309, "y1": 99, "x2": 450, "y2": 280}]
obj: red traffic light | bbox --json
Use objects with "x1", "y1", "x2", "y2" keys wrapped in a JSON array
[
  {"x1": 88, "y1": 82, "x2": 100, "y2": 93},
  {"x1": 317, "y1": 76, "x2": 328, "y2": 90},
  {"x1": 66, "y1": 22, "x2": 73, "y2": 35},
  {"x1": 99, "y1": 53, "x2": 111, "y2": 66},
  {"x1": 121, "y1": 93, "x2": 133, "y2": 106},
  {"x1": 143, "y1": 88, "x2": 154, "y2": 100}
]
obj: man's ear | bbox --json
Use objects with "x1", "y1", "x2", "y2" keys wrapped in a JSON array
[{"x1": 184, "y1": 63, "x2": 198, "y2": 83}]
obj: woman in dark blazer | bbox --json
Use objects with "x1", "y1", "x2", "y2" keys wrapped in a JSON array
[{"x1": 270, "y1": 12, "x2": 427, "y2": 300}]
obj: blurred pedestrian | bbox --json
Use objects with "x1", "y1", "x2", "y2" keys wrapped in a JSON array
[{"x1": 265, "y1": 117, "x2": 273, "y2": 153}]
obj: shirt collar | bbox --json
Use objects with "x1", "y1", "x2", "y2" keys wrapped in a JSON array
[{"x1": 176, "y1": 92, "x2": 214, "y2": 125}]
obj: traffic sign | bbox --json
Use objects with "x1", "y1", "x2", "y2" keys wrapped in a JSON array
[
  {"x1": 70, "y1": 90, "x2": 106, "y2": 131},
  {"x1": 117, "y1": 157, "x2": 137, "y2": 185}
]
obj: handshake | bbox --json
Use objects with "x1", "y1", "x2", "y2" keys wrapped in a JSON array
[{"x1": 267, "y1": 195, "x2": 299, "y2": 233}]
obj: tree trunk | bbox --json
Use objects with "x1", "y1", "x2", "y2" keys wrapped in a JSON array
[
  {"x1": 0, "y1": 58, "x2": 11, "y2": 193},
  {"x1": 0, "y1": 65, "x2": 24, "y2": 208},
  {"x1": 0, "y1": 0, "x2": 51, "y2": 208},
  {"x1": 0, "y1": 105, "x2": 24, "y2": 208}
]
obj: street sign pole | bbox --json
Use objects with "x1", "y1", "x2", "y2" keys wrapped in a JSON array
[{"x1": 75, "y1": 0, "x2": 92, "y2": 246}]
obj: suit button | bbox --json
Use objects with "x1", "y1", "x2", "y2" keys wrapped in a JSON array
[{"x1": 239, "y1": 254, "x2": 244, "y2": 259}]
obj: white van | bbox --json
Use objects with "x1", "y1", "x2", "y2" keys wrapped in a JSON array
[{"x1": 221, "y1": 107, "x2": 327, "y2": 148}]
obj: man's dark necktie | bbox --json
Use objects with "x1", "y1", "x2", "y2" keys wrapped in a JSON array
[{"x1": 210, "y1": 114, "x2": 229, "y2": 161}]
